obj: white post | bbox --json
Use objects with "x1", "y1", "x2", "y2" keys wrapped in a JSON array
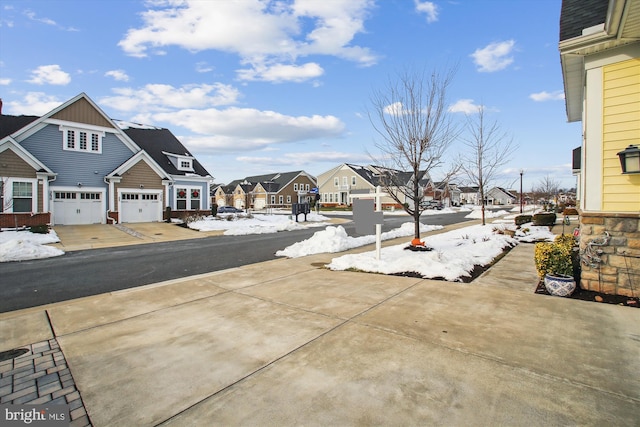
[{"x1": 375, "y1": 186, "x2": 382, "y2": 260}]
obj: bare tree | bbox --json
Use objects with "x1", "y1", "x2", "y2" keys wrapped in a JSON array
[
  {"x1": 537, "y1": 175, "x2": 560, "y2": 207},
  {"x1": 369, "y1": 67, "x2": 460, "y2": 243},
  {"x1": 460, "y1": 106, "x2": 516, "y2": 225}
]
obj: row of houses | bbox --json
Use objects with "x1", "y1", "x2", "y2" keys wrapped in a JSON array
[
  {"x1": 1, "y1": 92, "x2": 522, "y2": 228},
  {"x1": 213, "y1": 163, "x2": 521, "y2": 211}
]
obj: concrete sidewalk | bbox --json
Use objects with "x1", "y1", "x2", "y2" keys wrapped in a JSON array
[{"x1": 2, "y1": 224, "x2": 639, "y2": 426}]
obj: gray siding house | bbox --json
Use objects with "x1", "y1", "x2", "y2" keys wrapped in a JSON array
[{"x1": 0, "y1": 93, "x2": 212, "y2": 226}]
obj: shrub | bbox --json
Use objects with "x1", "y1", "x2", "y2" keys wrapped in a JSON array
[
  {"x1": 29, "y1": 224, "x2": 50, "y2": 234},
  {"x1": 515, "y1": 215, "x2": 532, "y2": 226},
  {"x1": 563, "y1": 207, "x2": 578, "y2": 216},
  {"x1": 534, "y1": 234, "x2": 575, "y2": 278},
  {"x1": 532, "y1": 212, "x2": 556, "y2": 226}
]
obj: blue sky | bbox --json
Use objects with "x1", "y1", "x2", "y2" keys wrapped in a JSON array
[{"x1": 0, "y1": 0, "x2": 581, "y2": 191}]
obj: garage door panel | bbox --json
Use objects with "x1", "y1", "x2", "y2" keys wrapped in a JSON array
[
  {"x1": 53, "y1": 191, "x2": 103, "y2": 225},
  {"x1": 121, "y1": 192, "x2": 161, "y2": 223}
]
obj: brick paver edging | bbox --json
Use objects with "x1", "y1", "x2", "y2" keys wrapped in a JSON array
[{"x1": 0, "y1": 338, "x2": 92, "y2": 427}]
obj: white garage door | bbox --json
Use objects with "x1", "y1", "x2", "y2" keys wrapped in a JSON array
[
  {"x1": 53, "y1": 191, "x2": 103, "y2": 225},
  {"x1": 254, "y1": 198, "x2": 266, "y2": 210},
  {"x1": 121, "y1": 192, "x2": 161, "y2": 223}
]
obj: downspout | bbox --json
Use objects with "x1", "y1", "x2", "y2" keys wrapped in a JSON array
[{"x1": 103, "y1": 176, "x2": 117, "y2": 224}]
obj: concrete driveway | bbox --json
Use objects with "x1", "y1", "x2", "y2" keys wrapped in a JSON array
[
  {"x1": 2, "y1": 232, "x2": 639, "y2": 426},
  {"x1": 50, "y1": 222, "x2": 223, "y2": 251}
]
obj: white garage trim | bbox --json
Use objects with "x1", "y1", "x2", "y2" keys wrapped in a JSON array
[
  {"x1": 51, "y1": 186, "x2": 106, "y2": 225},
  {"x1": 118, "y1": 188, "x2": 163, "y2": 223}
]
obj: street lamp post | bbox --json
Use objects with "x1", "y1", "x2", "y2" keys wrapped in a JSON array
[{"x1": 519, "y1": 169, "x2": 524, "y2": 214}]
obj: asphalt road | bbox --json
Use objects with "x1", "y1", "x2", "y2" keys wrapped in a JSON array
[{"x1": 0, "y1": 212, "x2": 474, "y2": 312}]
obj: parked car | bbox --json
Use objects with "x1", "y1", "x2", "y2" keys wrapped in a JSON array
[
  {"x1": 420, "y1": 200, "x2": 443, "y2": 210},
  {"x1": 217, "y1": 206, "x2": 243, "y2": 213}
]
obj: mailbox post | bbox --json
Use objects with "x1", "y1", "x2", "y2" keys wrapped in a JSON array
[{"x1": 351, "y1": 186, "x2": 387, "y2": 260}]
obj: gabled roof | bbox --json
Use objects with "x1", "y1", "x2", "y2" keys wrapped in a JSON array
[
  {"x1": 106, "y1": 150, "x2": 169, "y2": 181},
  {"x1": 0, "y1": 138, "x2": 55, "y2": 175},
  {"x1": 122, "y1": 127, "x2": 211, "y2": 177},
  {"x1": 559, "y1": 0, "x2": 609, "y2": 41},
  {"x1": 224, "y1": 170, "x2": 313, "y2": 193},
  {"x1": 459, "y1": 186, "x2": 480, "y2": 193},
  {"x1": 0, "y1": 115, "x2": 39, "y2": 139},
  {"x1": 1, "y1": 93, "x2": 141, "y2": 153},
  {"x1": 559, "y1": 0, "x2": 640, "y2": 121},
  {"x1": 489, "y1": 187, "x2": 517, "y2": 198}
]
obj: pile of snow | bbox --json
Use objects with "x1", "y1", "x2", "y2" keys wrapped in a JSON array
[
  {"x1": 326, "y1": 223, "x2": 518, "y2": 281},
  {"x1": 0, "y1": 230, "x2": 64, "y2": 262},
  {"x1": 464, "y1": 207, "x2": 509, "y2": 219},
  {"x1": 276, "y1": 222, "x2": 443, "y2": 258},
  {"x1": 187, "y1": 212, "x2": 331, "y2": 236}
]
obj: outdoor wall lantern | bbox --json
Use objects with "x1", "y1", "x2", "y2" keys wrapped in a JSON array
[{"x1": 617, "y1": 144, "x2": 640, "y2": 174}]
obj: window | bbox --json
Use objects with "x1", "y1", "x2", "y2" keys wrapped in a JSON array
[
  {"x1": 279, "y1": 195, "x2": 283, "y2": 204},
  {"x1": 176, "y1": 158, "x2": 193, "y2": 171},
  {"x1": 61, "y1": 127, "x2": 103, "y2": 153},
  {"x1": 176, "y1": 187, "x2": 200, "y2": 210},
  {"x1": 79, "y1": 132, "x2": 87, "y2": 150},
  {"x1": 180, "y1": 160, "x2": 191, "y2": 169},
  {"x1": 176, "y1": 188, "x2": 187, "y2": 210},
  {"x1": 0, "y1": 180, "x2": 3, "y2": 212},
  {"x1": 91, "y1": 134, "x2": 100, "y2": 151},
  {"x1": 190, "y1": 188, "x2": 200, "y2": 210},
  {"x1": 352, "y1": 176, "x2": 356, "y2": 186},
  {"x1": 66, "y1": 130, "x2": 75, "y2": 149},
  {"x1": 334, "y1": 178, "x2": 339, "y2": 187},
  {"x1": 293, "y1": 183, "x2": 298, "y2": 191},
  {"x1": 305, "y1": 184, "x2": 310, "y2": 191},
  {"x1": 271, "y1": 195, "x2": 276, "y2": 204},
  {"x1": 12, "y1": 181, "x2": 32, "y2": 212},
  {"x1": 286, "y1": 195, "x2": 291, "y2": 203}
]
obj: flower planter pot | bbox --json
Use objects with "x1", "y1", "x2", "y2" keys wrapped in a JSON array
[{"x1": 544, "y1": 273, "x2": 576, "y2": 297}]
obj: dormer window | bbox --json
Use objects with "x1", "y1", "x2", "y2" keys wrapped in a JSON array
[
  {"x1": 61, "y1": 126, "x2": 103, "y2": 153},
  {"x1": 162, "y1": 151, "x2": 195, "y2": 172}
]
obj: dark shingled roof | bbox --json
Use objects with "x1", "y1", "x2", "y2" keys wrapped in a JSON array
[
  {"x1": 559, "y1": 0, "x2": 609, "y2": 41},
  {"x1": 0, "y1": 115, "x2": 40, "y2": 139},
  {"x1": 123, "y1": 127, "x2": 211, "y2": 177}
]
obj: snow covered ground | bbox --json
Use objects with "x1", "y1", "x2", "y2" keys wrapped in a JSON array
[
  {"x1": 0, "y1": 205, "x2": 557, "y2": 281},
  {"x1": 0, "y1": 229, "x2": 64, "y2": 262}
]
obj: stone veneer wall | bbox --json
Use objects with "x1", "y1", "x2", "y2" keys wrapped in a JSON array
[{"x1": 578, "y1": 211, "x2": 640, "y2": 297}]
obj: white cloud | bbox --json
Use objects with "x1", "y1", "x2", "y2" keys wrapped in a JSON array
[
  {"x1": 118, "y1": 0, "x2": 377, "y2": 82},
  {"x1": 154, "y1": 107, "x2": 345, "y2": 151},
  {"x1": 195, "y1": 62, "x2": 214, "y2": 73},
  {"x1": 237, "y1": 62, "x2": 324, "y2": 83},
  {"x1": 471, "y1": 40, "x2": 515, "y2": 72},
  {"x1": 529, "y1": 90, "x2": 564, "y2": 102},
  {"x1": 24, "y1": 10, "x2": 56, "y2": 26},
  {"x1": 448, "y1": 99, "x2": 481, "y2": 114},
  {"x1": 99, "y1": 83, "x2": 241, "y2": 113},
  {"x1": 5, "y1": 92, "x2": 63, "y2": 115},
  {"x1": 383, "y1": 102, "x2": 411, "y2": 116},
  {"x1": 26, "y1": 64, "x2": 71, "y2": 85},
  {"x1": 0, "y1": 78, "x2": 11, "y2": 85},
  {"x1": 105, "y1": 69, "x2": 130, "y2": 82},
  {"x1": 237, "y1": 151, "x2": 367, "y2": 166},
  {"x1": 414, "y1": 1, "x2": 438, "y2": 23}
]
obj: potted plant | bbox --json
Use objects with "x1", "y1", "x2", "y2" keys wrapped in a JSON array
[{"x1": 534, "y1": 234, "x2": 576, "y2": 297}]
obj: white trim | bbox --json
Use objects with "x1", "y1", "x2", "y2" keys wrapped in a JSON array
[
  {"x1": 1, "y1": 177, "x2": 38, "y2": 213},
  {"x1": 583, "y1": 67, "x2": 604, "y2": 211},
  {"x1": 59, "y1": 125, "x2": 104, "y2": 154},
  {"x1": 117, "y1": 188, "x2": 163, "y2": 223},
  {"x1": 0, "y1": 138, "x2": 55, "y2": 174},
  {"x1": 174, "y1": 185, "x2": 203, "y2": 210},
  {"x1": 51, "y1": 186, "x2": 106, "y2": 225}
]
